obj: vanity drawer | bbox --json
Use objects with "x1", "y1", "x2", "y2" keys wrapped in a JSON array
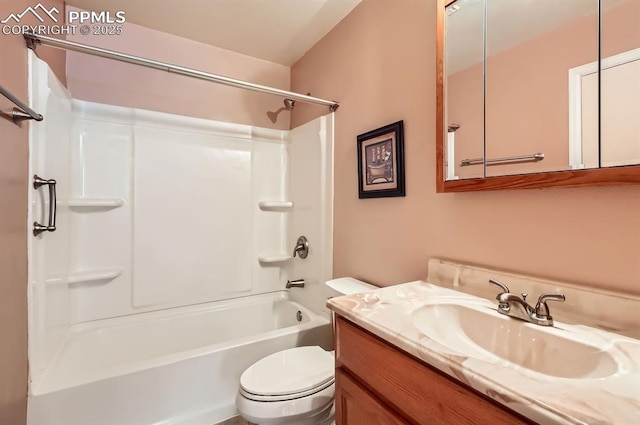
[{"x1": 335, "y1": 316, "x2": 532, "y2": 425}]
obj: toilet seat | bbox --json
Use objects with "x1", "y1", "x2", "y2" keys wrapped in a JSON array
[
  {"x1": 240, "y1": 378, "x2": 334, "y2": 402},
  {"x1": 239, "y1": 346, "x2": 334, "y2": 402}
]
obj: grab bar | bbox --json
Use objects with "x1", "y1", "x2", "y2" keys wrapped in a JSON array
[
  {"x1": 460, "y1": 152, "x2": 544, "y2": 166},
  {"x1": 33, "y1": 175, "x2": 57, "y2": 236},
  {"x1": 0, "y1": 85, "x2": 44, "y2": 123}
]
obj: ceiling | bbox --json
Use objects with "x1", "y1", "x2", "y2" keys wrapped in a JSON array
[
  {"x1": 446, "y1": 0, "x2": 631, "y2": 74},
  {"x1": 66, "y1": 0, "x2": 362, "y2": 66}
]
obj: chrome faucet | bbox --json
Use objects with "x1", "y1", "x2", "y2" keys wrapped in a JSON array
[
  {"x1": 292, "y1": 236, "x2": 309, "y2": 259},
  {"x1": 489, "y1": 279, "x2": 565, "y2": 326},
  {"x1": 286, "y1": 279, "x2": 305, "y2": 289}
]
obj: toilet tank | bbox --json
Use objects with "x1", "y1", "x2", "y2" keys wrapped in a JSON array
[
  {"x1": 323, "y1": 278, "x2": 377, "y2": 350},
  {"x1": 325, "y1": 277, "x2": 377, "y2": 298}
]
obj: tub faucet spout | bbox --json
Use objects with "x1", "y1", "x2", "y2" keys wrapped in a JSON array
[{"x1": 286, "y1": 279, "x2": 305, "y2": 289}]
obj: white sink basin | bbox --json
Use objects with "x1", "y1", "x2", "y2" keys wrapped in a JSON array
[{"x1": 412, "y1": 302, "x2": 619, "y2": 379}]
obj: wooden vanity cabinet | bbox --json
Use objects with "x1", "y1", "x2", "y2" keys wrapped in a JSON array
[{"x1": 334, "y1": 316, "x2": 534, "y2": 425}]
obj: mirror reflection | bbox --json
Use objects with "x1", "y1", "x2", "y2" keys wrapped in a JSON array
[
  {"x1": 444, "y1": 0, "x2": 640, "y2": 180},
  {"x1": 598, "y1": 0, "x2": 640, "y2": 168},
  {"x1": 485, "y1": 0, "x2": 598, "y2": 177},
  {"x1": 445, "y1": 0, "x2": 484, "y2": 180}
]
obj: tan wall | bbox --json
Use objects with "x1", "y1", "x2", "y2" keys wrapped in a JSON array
[
  {"x1": 0, "y1": 1, "x2": 65, "y2": 423},
  {"x1": 291, "y1": 0, "x2": 640, "y2": 295},
  {"x1": 66, "y1": 6, "x2": 292, "y2": 130}
]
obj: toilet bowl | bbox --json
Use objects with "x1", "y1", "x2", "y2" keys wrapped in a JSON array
[{"x1": 235, "y1": 278, "x2": 376, "y2": 425}]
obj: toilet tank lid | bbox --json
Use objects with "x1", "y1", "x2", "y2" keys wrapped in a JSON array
[{"x1": 325, "y1": 277, "x2": 377, "y2": 295}]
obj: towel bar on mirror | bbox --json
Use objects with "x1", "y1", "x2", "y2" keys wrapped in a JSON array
[{"x1": 460, "y1": 153, "x2": 545, "y2": 167}]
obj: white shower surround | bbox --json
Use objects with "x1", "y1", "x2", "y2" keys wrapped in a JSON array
[{"x1": 27, "y1": 53, "x2": 334, "y2": 424}]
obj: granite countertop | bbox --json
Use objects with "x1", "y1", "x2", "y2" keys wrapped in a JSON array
[{"x1": 327, "y1": 281, "x2": 640, "y2": 425}]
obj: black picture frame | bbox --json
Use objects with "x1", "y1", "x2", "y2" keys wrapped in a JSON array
[{"x1": 357, "y1": 120, "x2": 405, "y2": 199}]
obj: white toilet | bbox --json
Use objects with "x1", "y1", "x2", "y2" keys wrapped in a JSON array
[{"x1": 235, "y1": 278, "x2": 376, "y2": 425}]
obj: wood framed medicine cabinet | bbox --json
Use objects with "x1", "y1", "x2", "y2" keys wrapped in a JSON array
[{"x1": 436, "y1": 0, "x2": 640, "y2": 192}]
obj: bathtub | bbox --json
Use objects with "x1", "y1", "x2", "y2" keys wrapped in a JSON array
[{"x1": 27, "y1": 291, "x2": 332, "y2": 425}]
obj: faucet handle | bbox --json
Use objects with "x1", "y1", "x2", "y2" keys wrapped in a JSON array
[
  {"x1": 534, "y1": 293, "x2": 565, "y2": 318},
  {"x1": 292, "y1": 236, "x2": 309, "y2": 259},
  {"x1": 489, "y1": 279, "x2": 511, "y2": 309},
  {"x1": 489, "y1": 279, "x2": 510, "y2": 294}
]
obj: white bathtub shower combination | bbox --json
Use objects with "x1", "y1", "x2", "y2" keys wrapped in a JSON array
[
  {"x1": 26, "y1": 53, "x2": 334, "y2": 425},
  {"x1": 28, "y1": 292, "x2": 331, "y2": 425}
]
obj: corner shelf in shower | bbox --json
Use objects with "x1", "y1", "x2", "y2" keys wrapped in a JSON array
[
  {"x1": 258, "y1": 254, "x2": 292, "y2": 265},
  {"x1": 60, "y1": 198, "x2": 125, "y2": 210},
  {"x1": 45, "y1": 268, "x2": 123, "y2": 286},
  {"x1": 258, "y1": 201, "x2": 293, "y2": 211}
]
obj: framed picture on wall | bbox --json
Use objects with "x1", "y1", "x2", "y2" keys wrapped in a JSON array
[{"x1": 357, "y1": 120, "x2": 405, "y2": 199}]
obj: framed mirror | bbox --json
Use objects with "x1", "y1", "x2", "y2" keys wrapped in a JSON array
[{"x1": 436, "y1": 0, "x2": 640, "y2": 192}]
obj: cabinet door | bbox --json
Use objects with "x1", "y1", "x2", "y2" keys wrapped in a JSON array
[{"x1": 335, "y1": 368, "x2": 408, "y2": 425}]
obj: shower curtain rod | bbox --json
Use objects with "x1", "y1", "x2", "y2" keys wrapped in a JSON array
[
  {"x1": 0, "y1": 84, "x2": 43, "y2": 122},
  {"x1": 23, "y1": 32, "x2": 340, "y2": 112}
]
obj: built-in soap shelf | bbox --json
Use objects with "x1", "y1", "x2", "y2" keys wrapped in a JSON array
[
  {"x1": 59, "y1": 198, "x2": 125, "y2": 210},
  {"x1": 258, "y1": 201, "x2": 293, "y2": 211},
  {"x1": 258, "y1": 254, "x2": 292, "y2": 265},
  {"x1": 45, "y1": 268, "x2": 123, "y2": 286}
]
